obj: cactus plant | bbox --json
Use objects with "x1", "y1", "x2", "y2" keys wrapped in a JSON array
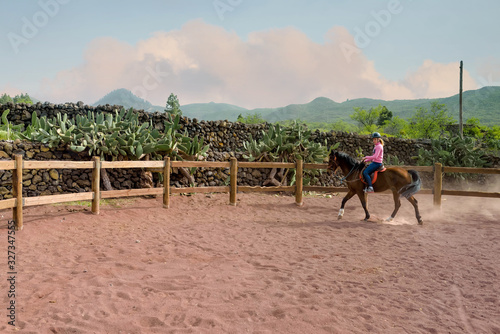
[
  {"x1": 0, "y1": 109, "x2": 24, "y2": 140},
  {"x1": 22, "y1": 108, "x2": 210, "y2": 189},
  {"x1": 23, "y1": 108, "x2": 208, "y2": 162},
  {"x1": 414, "y1": 136, "x2": 490, "y2": 180},
  {"x1": 242, "y1": 121, "x2": 330, "y2": 186}
]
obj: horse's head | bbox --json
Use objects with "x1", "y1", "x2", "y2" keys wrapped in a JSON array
[
  {"x1": 328, "y1": 151, "x2": 362, "y2": 173},
  {"x1": 328, "y1": 151, "x2": 340, "y2": 172}
]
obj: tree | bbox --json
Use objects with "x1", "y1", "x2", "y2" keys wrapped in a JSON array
[
  {"x1": 351, "y1": 106, "x2": 379, "y2": 130},
  {"x1": 350, "y1": 104, "x2": 388, "y2": 133},
  {"x1": 310, "y1": 120, "x2": 356, "y2": 133},
  {"x1": 406, "y1": 102, "x2": 454, "y2": 139},
  {"x1": 237, "y1": 112, "x2": 266, "y2": 124},
  {"x1": 165, "y1": 93, "x2": 182, "y2": 116},
  {"x1": 0, "y1": 93, "x2": 13, "y2": 104},
  {"x1": 383, "y1": 116, "x2": 408, "y2": 138},
  {"x1": 0, "y1": 93, "x2": 33, "y2": 104},
  {"x1": 14, "y1": 93, "x2": 33, "y2": 104},
  {"x1": 377, "y1": 106, "x2": 392, "y2": 126}
]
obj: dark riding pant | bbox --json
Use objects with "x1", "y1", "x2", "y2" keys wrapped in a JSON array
[{"x1": 363, "y1": 162, "x2": 382, "y2": 187}]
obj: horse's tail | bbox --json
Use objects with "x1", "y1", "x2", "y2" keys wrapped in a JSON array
[{"x1": 399, "y1": 170, "x2": 421, "y2": 199}]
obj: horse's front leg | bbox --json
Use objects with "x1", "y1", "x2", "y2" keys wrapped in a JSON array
[
  {"x1": 356, "y1": 192, "x2": 370, "y2": 221},
  {"x1": 338, "y1": 190, "x2": 356, "y2": 219}
]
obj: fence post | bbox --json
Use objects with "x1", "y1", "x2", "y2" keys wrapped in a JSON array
[
  {"x1": 295, "y1": 159, "x2": 303, "y2": 206},
  {"x1": 163, "y1": 156, "x2": 170, "y2": 208},
  {"x1": 433, "y1": 162, "x2": 442, "y2": 207},
  {"x1": 12, "y1": 155, "x2": 23, "y2": 230},
  {"x1": 92, "y1": 156, "x2": 100, "y2": 214},
  {"x1": 230, "y1": 157, "x2": 238, "y2": 206}
]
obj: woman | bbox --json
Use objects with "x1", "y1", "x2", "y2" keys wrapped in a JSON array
[{"x1": 362, "y1": 132, "x2": 384, "y2": 193}]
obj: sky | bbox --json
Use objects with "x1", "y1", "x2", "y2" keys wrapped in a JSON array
[{"x1": 1, "y1": 0, "x2": 499, "y2": 109}]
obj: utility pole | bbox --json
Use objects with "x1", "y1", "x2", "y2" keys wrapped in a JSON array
[{"x1": 459, "y1": 60, "x2": 463, "y2": 138}]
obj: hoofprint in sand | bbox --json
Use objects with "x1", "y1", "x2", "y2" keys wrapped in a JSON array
[{"x1": 0, "y1": 193, "x2": 499, "y2": 333}]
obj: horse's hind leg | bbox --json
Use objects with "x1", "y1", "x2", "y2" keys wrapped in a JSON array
[
  {"x1": 338, "y1": 190, "x2": 356, "y2": 219},
  {"x1": 387, "y1": 190, "x2": 402, "y2": 222},
  {"x1": 407, "y1": 196, "x2": 423, "y2": 225}
]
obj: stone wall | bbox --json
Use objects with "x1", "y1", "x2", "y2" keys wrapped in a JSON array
[
  {"x1": 0, "y1": 101, "x2": 270, "y2": 154},
  {"x1": 0, "y1": 102, "x2": 497, "y2": 200},
  {"x1": 0, "y1": 101, "x2": 428, "y2": 162}
]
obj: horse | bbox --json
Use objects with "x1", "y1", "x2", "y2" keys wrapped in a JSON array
[{"x1": 328, "y1": 151, "x2": 423, "y2": 224}]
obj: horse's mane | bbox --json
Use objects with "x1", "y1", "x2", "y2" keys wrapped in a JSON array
[{"x1": 336, "y1": 152, "x2": 365, "y2": 170}]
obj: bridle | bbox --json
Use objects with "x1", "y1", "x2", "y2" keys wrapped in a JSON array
[
  {"x1": 328, "y1": 154, "x2": 339, "y2": 172},
  {"x1": 329, "y1": 153, "x2": 360, "y2": 185}
]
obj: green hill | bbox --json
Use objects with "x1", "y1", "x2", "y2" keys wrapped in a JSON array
[
  {"x1": 254, "y1": 87, "x2": 500, "y2": 126},
  {"x1": 92, "y1": 88, "x2": 164, "y2": 113},
  {"x1": 92, "y1": 87, "x2": 500, "y2": 126},
  {"x1": 92, "y1": 89, "x2": 249, "y2": 119},
  {"x1": 181, "y1": 102, "x2": 248, "y2": 120}
]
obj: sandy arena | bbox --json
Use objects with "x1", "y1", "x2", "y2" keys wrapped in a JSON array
[{"x1": 0, "y1": 192, "x2": 499, "y2": 333}]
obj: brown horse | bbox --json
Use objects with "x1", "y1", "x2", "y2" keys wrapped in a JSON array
[{"x1": 328, "y1": 151, "x2": 423, "y2": 224}]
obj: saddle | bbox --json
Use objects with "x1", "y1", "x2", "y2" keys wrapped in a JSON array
[{"x1": 360, "y1": 164, "x2": 386, "y2": 185}]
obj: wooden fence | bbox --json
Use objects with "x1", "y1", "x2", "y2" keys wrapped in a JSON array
[{"x1": 1, "y1": 156, "x2": 499, "y2": 230}]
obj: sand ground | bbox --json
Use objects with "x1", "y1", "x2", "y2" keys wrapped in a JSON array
[{"x1": 0, "y1": 192, "x2": 499, "y2": 333}]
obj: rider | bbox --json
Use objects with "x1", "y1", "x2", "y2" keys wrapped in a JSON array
[{"x1": 362, "y1": 132, "x2": 384, "y2": 193}]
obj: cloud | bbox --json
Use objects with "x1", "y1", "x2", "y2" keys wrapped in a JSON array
[
  {"x1": 40, "y1": 37, "x2": 139, "y2": 103},
  {"x1": 475, "y1": 57, "x2": 500, "y2": 87},
  {"x1": 403, "y1": 60, "x2": 478, "y2": 99},
  {"x1": 0, "y1": 84, "x2": 24, "y2": 97},
  {"x1": 38, "y1": 20, "x2": 479, "y2": 108}
]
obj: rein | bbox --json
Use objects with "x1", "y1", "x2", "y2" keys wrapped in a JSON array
[{"x1": 340, "y1": 164, "x2": 360, "y2": 184}]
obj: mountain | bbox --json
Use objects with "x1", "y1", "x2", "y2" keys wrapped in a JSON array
[
  {"x1": 92, "y1": 87, "x2": 500, "y2": 126},
  {"x1": 91, "y1": 89, "x2": 248, "y2": 119},
  {"x1": 92, "y1": 89, "x2": 164, "y2": 113},
  {"x1": 259, "y1": 87, "x2": 499, "y2": 126},
  {"x1": 251, "y1": 87, "x2": 500, "y2": 126}
]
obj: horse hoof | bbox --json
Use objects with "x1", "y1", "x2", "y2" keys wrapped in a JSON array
[
  {"x1": 385, "y1": 216, "x2": 394, "y2": 222},
  {"x1": 337, "y1": 215, "x2": 343, "y2": 220},
  {"x1": 418, "y1": 220, "x2": 423, "y2": 225}
]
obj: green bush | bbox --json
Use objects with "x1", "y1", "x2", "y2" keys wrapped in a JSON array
[{"x1": 237, "y1": 112, "x2": 266, "y2": 124}]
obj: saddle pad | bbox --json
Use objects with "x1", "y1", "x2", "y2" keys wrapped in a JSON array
[{"x1": 360, "y1": 168, "x2": 386, "y2": 184}]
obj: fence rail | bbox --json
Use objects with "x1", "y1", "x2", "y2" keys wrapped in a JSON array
[{"x1": 1, "y1": 156, "x2": 499, "y2": 230}]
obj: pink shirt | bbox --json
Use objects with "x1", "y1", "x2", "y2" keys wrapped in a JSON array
[{"x1": 364, "y1": 143, "x2": 384, "y2": 163}]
